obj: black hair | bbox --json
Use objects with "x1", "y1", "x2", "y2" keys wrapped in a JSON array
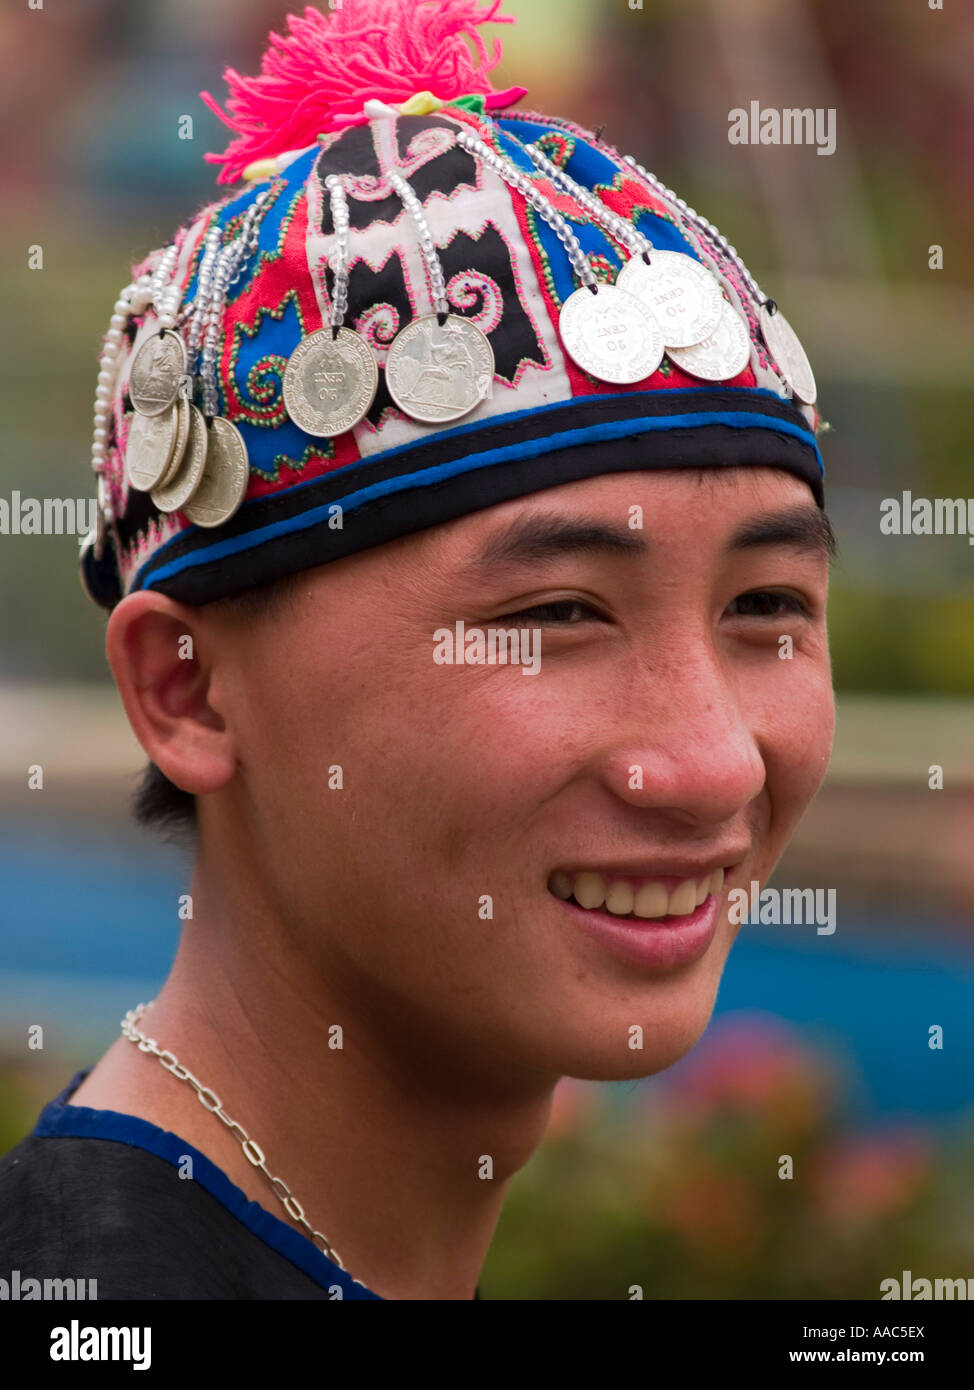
[{"x1": 132, "y1": 569, "x2": 304, "y2": 839}]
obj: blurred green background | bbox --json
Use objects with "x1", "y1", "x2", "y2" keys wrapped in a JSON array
[{"x1": 1, "y1": 0, "x2": 972, "y2": 1298}]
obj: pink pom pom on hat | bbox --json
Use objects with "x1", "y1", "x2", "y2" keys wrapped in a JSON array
[
  {"x1": 200, "y1": 0, "x2": 528, "y2": 186},
  {"x1": 81, "y1": 0, "x2": 825, "y2": 610}
]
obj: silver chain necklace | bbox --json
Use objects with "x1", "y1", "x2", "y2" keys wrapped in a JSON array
[{"x1": 120, "y1": 1001, "x2": 369, "y2": 1291}]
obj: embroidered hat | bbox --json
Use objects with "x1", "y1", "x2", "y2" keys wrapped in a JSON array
[{"x1": 81, "y1": 0, "x2": 826, "y2": 610}]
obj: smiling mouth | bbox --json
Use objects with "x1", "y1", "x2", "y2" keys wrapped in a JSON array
[{"x1": 547, "y1": 867, "x2": 726, "y2": 921}]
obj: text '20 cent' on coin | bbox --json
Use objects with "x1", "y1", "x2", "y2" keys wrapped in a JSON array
[
  {"x1": 151, "y1": 404, "x2": 209, "y2": 514},
  {"x1": 126, "y1": 402, "x2": 180, "y2": 492},
  {"x1": 283, "y1": 327, "x2": 379, "y2": 437},
  {"x1": 559, "y1": 284, "x2": 664, "y2": 384},
  {"x1": 760, "y1": 302, "x2": 817, "y2": 404},
  {"x1": 617, "y1": 250, "x2": 723, "y2": 349},
  {"x1": 129, "y1": 330, "x2": 188, "y2": 417},
  {"x1": 385, "y1": 314, "x2": 494, "y2": 424},
  {"x1": 666, "y1": 298, "x2": 752, "y2": 382},
  {"x1": 182, "y1": 416, "x2": 250, "y2": 528}
]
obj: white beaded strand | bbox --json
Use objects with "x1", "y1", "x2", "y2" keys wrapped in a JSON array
[
  {"x1": 324, "y1": 175, "x2": 351, "y2": 335},
  {"x1": 143, "y1": 242, "x2": 184, "y2": 334},
  {"x1": 90, "y1": 271, "x2": 153, "y2": 479},
  {"x1": 619, "y1": 153, "x2": 818, "y2": 398},
  {"x1": 454, "y1": 128, "x2": 600, "y2": 294},
  {"x1": 386, "y1": 169, "x2": 450, "y2": 320},
  {"x1": 225, "y1": 186, "x2": 275, "y2": 293},
  {"x1": 85, "y1": 268, "x2": 154, "y2": 559},
  {"x1": 199, "y1": 242, "x2": 237, "y2": 419},
  {"x1": 621, "y1": 153, "x2": 770, "y2": 310},
  {"x1": 508, "y1": 133, "x2": 654, "y2": 262},
  {"x1": 156, "y1": 276, "x2": 183, "y2": 331},
  {"x1": 87, "y1": 237, "x2": 191, "y2": 557},
  {"x1": 186, "y1": 223, "x2": 224, "y2": 362},
  {"x1": 196, "y1": 188, "x2": 276, "y2": 418},
  {"x1": 148, "y1": 244, "x2": 179, "y2": 315}
]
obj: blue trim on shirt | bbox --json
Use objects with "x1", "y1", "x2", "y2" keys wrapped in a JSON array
[
  {"x1": 33, "y1": 1069, "x2": 382, "y2": 1301},
  {"x1": 137, "y1": 404, "x2": 822, "y2": 590}
]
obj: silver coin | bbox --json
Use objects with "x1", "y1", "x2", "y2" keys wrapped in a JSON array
[
  {"x1": 129, "y1": 330, "x2": 188, "y2": 417},
  {"x1": 126, "y1": 404, "x2": 180, "y2": 492},
  {"x1": 760, "y1": 302, "x2": 817, "y2": 404},
  {"x1": 666, "y1": 298, "x2": 752, "y2": 382},
  {"x1": 156, "y1": 392, "x2": 192, "y2": 487},
  {"x1": 182, "y1": 416, "x2": 250, "y2": 528},
  {"x1": 558, "y1": 283, "x2": 664, "y2": 384},
  {"x1": 617, "y1": 250, "x2": 723, "y2": 349},
  {"x1": 151, "y1": 404, "x2": 209, "y2": 513},
  {"x1": 385, "y1": 314, "x2": 494, "y2": 424},
  {"x1": 283, "y1": 327, "x2": 379, "y2": 436}
]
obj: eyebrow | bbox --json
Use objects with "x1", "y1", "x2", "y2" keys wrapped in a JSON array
[
  {"x1": 466, "y1": 501, "x2": 837, "y2": 574},
  {"x1": 469, "y1": 515, "x2": 647, "y2": 571},
  {"x1": 727, "y1": 506, "x2": 837, "y2": 561}
]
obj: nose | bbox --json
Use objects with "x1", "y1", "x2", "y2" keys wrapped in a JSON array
[{"x1": 604, "y1": 643, "x2": 767, "y2": 827}]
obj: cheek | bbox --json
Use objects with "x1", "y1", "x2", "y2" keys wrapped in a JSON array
[
  {"x1": 227, "y1": 626, "x2": 363, "y2": 857},
  {"x1": 379, "y1": 669, "x2": 576, "y2": 869},
  {"x1": 238, "y1": 629, "x2": 567, "y2": 878},
  {"x1": 755, "y1": 657, "x2": 835, "y2": 833}
]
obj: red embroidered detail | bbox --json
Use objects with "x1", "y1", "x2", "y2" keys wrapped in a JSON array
[
  {"x1": 265, "y1": 441, "x2": 336, "y2": 486},
  {"x1": 220, "y1": 194, "x2": 321, "y2": 419},
  {"x1": 247, "y1": 430, "x2": 360, "y2": 497},
  {"x1": 534, "y1": 130, "x2": 573, "y2": 170},
  {"x1": 587, "y1": 254, "x2": 616, "y2": 285}
]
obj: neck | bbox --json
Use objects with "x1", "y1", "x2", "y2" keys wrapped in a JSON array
[{"x1": 115, "y1": 860, "x2": 556, "y2": 1301}]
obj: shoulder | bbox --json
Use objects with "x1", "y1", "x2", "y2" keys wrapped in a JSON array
[{"x1": 0, "y1": 1133, "x2": 331, "y2": 1300}]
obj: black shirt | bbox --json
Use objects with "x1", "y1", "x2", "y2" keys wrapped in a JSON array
[{"x1": 0, "y1": 1069, "x2": 395, "y2": 1300}]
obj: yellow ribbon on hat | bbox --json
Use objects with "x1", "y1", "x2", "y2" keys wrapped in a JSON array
[
  {"x1": 396, "y1": 91, "x2": 446, "y2": 116},
  {"x1": 241, "y1": 158, "x2": 279, "y2": 182}
]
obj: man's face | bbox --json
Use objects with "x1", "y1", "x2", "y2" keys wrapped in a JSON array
[{"x1": 210, "y1": 466, "x2": 834, "y2": 1088}]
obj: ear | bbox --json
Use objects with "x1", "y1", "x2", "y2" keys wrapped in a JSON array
[{"x1": 106, "y1": 591, "x2": 237, "y2": 797}]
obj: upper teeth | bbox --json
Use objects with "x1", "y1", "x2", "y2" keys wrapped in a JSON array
[{"x1": 548, "y1": 867, "x2": 725, "y2": 918}]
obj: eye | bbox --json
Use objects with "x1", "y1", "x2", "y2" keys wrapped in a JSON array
[
  {"x1": 726, "y1": 589, "x2": 811, "y2": 619},
  {"x1": 497, "y1": 598, "x2": 603, "y2": 626}
]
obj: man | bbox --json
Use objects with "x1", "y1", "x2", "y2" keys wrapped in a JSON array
[{"x1": 0, "y1": 0, "x2": 834, "y2": 1301}]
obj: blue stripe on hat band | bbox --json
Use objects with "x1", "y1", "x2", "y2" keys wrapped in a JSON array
[
  {"x1": 129, "y1": 386, "x2": 816, "y2": 579},
  {"x1": 136, "y1": 408, "x2": 823, "y2": 592},
  {"x1": 251, "y1": 384, "x2": 810, "y2": 491}
]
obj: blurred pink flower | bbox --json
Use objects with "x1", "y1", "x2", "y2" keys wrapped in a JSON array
[
  {"x1": 656, "y1": 1013, "x2": 835, "y2": 1132},
  {"x1": 813, "y1": 1128, "x2": 934, "y2": 1223}
]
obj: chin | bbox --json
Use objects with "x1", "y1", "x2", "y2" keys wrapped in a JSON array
[{"x1": 540, "y1": 971, "x2": 725, "y2": 1083}]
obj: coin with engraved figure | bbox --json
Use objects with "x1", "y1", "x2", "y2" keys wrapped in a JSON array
[
  {"x1": 283, "y1": 327, "x2": 379, "y2": 437},
  {"x1": 760, "y1": 303, "x2": 817, "y2": 404},
  {"x1": 129, "y1": 330, "x2": 188, "y2": 417},
  {"x1": 617, "y1": 250, "x2": 723, "y2": 349},
  {"x1": 182, "y1": 416, "x2": 250, "y2": 528},
  {"x1": 126, "y1": 403, "x2": 180, "y2": 492},
  {"x1": 151, "y1": 404, "x2": 209, "y2": 513},
  {"x1": 559, "y1": 283, "x2": 664, "y2": 384},
  {"x1": 666, "y1": 298, "x2": 752, "y2": 381},
  {"x1": 385, "y1": 314, "x2": 494, "y2": 424}
]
